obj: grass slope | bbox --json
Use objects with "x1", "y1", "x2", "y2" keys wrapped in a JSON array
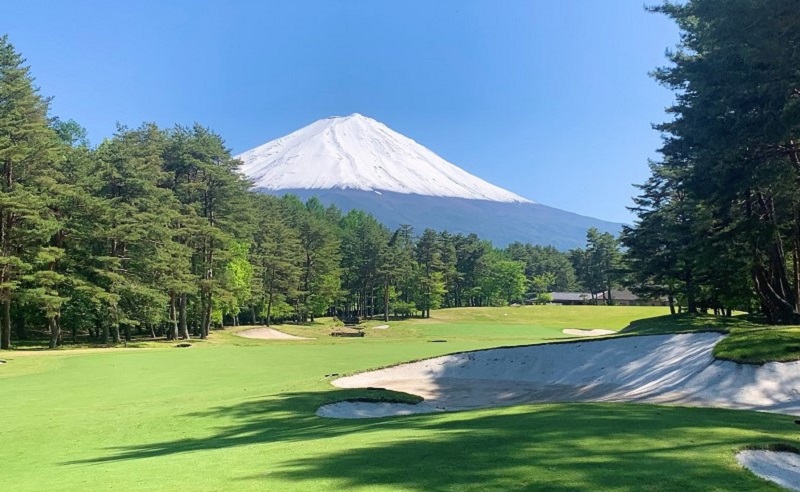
[
  {"x1": 1, "y1": 306, "x2": 797, "y2": 491},
  {"x1": 623, "y1": 313, "x2": 800, "y2": 364}
]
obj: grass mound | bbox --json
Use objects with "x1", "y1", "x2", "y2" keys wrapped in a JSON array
[{"x1": 622, "y1": 313, "x2": 800, "y2": 364}]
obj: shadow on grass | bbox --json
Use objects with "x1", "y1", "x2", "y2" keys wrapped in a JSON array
[
  {"x1": 259, "y1": 405, "x2": 794, "y2": 490},
  {"x1": 65, "y1": 388, "x2": 797, "y2": 490},
  {"x1": 621, "y1": 313, "x2": 763, "y2": 336},
  {"x1": 62, "y1": 389, "x2": 420, "y2": 464}
]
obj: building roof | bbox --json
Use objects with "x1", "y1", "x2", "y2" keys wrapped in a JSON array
[
  {"x1": 597, "y1": 289, "x2": 640, "y2": 301},
  {"x1": 550, "y1": 292, "x2": 591, "y2": 302}
]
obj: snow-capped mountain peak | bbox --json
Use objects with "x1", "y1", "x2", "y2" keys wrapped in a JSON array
[{"x1": 236, "y1": 114, "x2": 533, "y2": 203}]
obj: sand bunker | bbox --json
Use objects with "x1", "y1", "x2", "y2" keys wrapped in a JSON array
[
  {"x1": 373, "y1": 325, "x2": 390, "y2": 330},
  {"x1": 562, "y1": 328, "x2": 616, "y2": 337},
  {"x1": 737, "y1": 450, "x2": 800, "y2": 491},
  {"x1": 236, "y1": 327, "x2": 314, "y2": 340},
  {"x1": 323, "y1": 333, "x2": 800, "y2": 418}
]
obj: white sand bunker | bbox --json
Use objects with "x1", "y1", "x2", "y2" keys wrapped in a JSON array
[
  {"x1": 316, "y1": 400, "x2": 440, "y2": 419},
  {"x1": 737, "y1": 450, "x2": 800, "y2": 491},
  {"x1": 373, "y1": 325, "x2": 390, "y2": 330},
  {"x1": 323, "y1": 333, "x2": 800, "y2": 418},
  {"x1": 562, "y1": 328, "x2": 616, "y2": 337},
  {"x1": 236, "y1": 327, "x2": 314, "y2": 340}
]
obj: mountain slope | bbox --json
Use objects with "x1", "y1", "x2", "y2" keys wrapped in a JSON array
[
  {"x1": 237, "y1": 114, "x2": 623, "y2": 249},
  {"x1": 273, "y1": 188, "x2": 621, "y2": 249},
  {"x1": 237, "y1": 113, "x2": 531, "y2": 203}
]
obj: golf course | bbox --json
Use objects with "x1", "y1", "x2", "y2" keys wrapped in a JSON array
[{"x1": 2, "y1": 306, "x2": 799, "y2": 491}]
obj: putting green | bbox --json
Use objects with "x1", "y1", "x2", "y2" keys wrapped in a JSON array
[{"x1": 1, "y1": 306, "x2": 796, "y2": 491}]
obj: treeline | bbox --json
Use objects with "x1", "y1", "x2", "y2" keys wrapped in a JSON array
[
  {"x1": 3, "y1": 35, "x2": 620, "y2": 349},
  {"x1": 623, "y1": 0, "x2": 800, "y2": 323}
]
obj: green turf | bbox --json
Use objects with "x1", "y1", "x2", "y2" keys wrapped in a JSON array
[
  {"x1": 277, "y1": 305, "x2": 670, "y2": 341},
  {"x1": 622, "y1": 312, "x2": 800, "y2": 364},
  {"x1": 0, "y1": 306, "x2": 796, "y2": 491}
]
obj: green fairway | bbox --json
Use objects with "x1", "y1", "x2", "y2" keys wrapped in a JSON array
[
  {"x1": 1, "y1": 306, "x2": 797, "y2": 491},
  {"x1": 275, "y1": 304, "x2": 671, "y2": 342}
]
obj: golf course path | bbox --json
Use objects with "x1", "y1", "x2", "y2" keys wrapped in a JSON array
[
  {"x1": 235, "y1": 327, "x2": 314, "y2": 340},
  {"x1": 320, "y1": 333, "x2": 800, "y2": 418},
  {"x1": 737, "y1": 450, "x2": 800, "y2": 491},
  {"x1": 562, "y1": 328, "x2": 616, "y2": 337}
]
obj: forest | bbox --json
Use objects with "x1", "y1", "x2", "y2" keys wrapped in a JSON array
[{"x1": 0, "y1": 35, "x2": 625, "y2": 349}]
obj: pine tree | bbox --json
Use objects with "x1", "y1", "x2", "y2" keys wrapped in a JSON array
[
  {"x1": 643, "y1": 0, "x2": 800, "y2": 322},
  {"x1": 0, "y1": 36, "x2": 62, "y2": 349},
  {"x1": 250, "y1": 195, "x2": 302, "y2": 326},
  {"x1": 415, "y1": 229, "x2": 444, "y2": 318},
  {"x1": 165, "y1": 125, "x2": 251, "y2": 337},
  {"x1": 340, "y1": 210, "x2": 389, "y2": 318},
  {"x1": 284, "y1": 197, "x2": 341, "y2": 322}
]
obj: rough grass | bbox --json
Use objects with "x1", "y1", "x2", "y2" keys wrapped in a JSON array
[
  {"x1": 622, "y1": 313, "x2": 800, "y2": 364},
  {"x1": 0, "y1": 306, "x2": 796, "y2": 490}
]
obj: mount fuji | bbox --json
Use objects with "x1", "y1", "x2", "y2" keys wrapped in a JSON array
[{"x1": 237, "y1": 114, "x2": 622, "y2": 249}]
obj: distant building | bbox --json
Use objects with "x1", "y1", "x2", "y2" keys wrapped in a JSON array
[
  {"x1": 597, "y1": 289, "x2": 668, "y2": 306},
  {"x1": 550, "y1": 292, "x2": 592, "y2": 305},
  {"x1": 547, "y1": 289, "x2": 668, "y2": 306}
]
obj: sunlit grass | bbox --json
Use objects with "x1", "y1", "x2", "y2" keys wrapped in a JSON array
[
  {"x1": 0, "y1": 306, "x2": 795, "y2": 490},
  {"x1": 623, "y1": 312, "x2": 800, "y2": 364}
]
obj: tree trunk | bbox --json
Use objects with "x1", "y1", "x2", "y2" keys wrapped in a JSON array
[
  {"x1": 1, "y1": 296, "x2": 10, "y2": 349},
  {"x1": 383, "y1": 280, "x2": 389, "y2": 322},
  {"x1": 179, "y1": 293, "x2": 189, "y2": 339},
  {"x1": 111, "y1": 324, "x2": 121, "y2": 344},
  {"x1": 168, "y1": 292, "x2": 179, "y2": 340},
  {"x1": 793, "y1": 242, "x2": 800, "y2": 312},
  {"x1": 370, "y1": 288, "x2": 375, "y2": 320},
  {"x1": 202, "y1": 290, "x2": 212, "y2": 338},
  {"x1": 685, "y1": 268, "x2": 698, "y2": 314},
  {"x1": 199, "y1": 290, "x2": 208, "y2": 339},
  {"x1": 750, "y1": 192, "x2": 800, "y2": 324},
  {"x1": 266, "y1": 278, "x2": 274, "y2": 327},
  {"x1": 47, "y1": 316, "x2": 59, "y2": 349}
]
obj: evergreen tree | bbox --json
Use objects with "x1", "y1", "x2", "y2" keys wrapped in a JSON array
[
  {"x1": 634, "y1": 0, "x2": 800, "y2": 323},
  {"x1": 250, "y1": 195, "x2": 302, "y2": 326},
  {"x1": 415, "y1": 229, "x2": 444, "y2": 318},
  {"x1": 340, "y1": 210, "x2": 390, "y2": 318},
  {"x1": 0, "y1": 36, "x2": 62, "y2": 348}
]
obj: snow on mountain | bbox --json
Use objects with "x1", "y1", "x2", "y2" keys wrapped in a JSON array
[{"x1": 236, "y1": 113, "x2": 533, "y2": 203}]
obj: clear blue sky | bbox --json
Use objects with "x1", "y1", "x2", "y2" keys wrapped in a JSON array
[{"x1": 4, "y1": 1, "x2": 678, "y2": 223}]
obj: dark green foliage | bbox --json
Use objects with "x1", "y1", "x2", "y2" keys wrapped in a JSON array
[
  {"x1": 505, "y1": 242, "x2": 577, "y2": 294},
  {"x1": 0, "y1": 35, "x2": 63, "y2": 348},
  {"x1": 626, "y1": 0, "x2": 800, "y2": 323}
]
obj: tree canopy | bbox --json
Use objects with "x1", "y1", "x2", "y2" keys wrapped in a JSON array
[{"x1": 624, "y1": 0, "x2": 800, "y2": 323}]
